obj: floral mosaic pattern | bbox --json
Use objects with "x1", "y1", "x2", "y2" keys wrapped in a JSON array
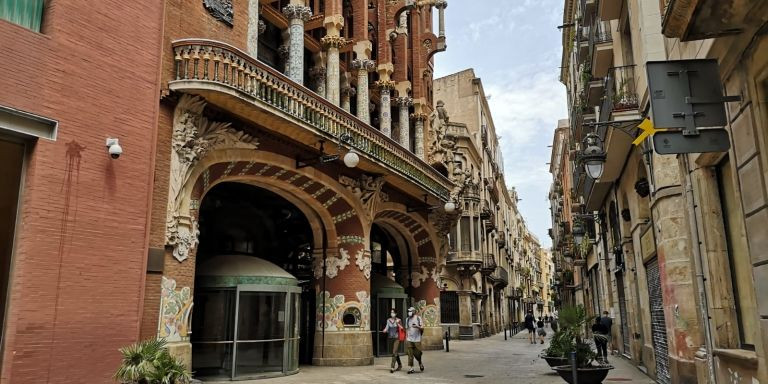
[
  {"x1": 414, "y1": 297, "x2": 440, "y2": 327},
  {"x1": 411, "y1": 265, "x2": 436, "y2": 288},
  {"x1": 316, "y1": 290, "x2": 371, "y2": 331},
  {"x1": 355, "y1": 249, "x2": 371, "y2": 280},
  {"x1": 158, "y1": 277, "x2": 194, "y2": 342}
]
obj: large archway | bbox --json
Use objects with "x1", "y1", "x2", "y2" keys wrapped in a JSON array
[{"x1": 190, "y1": 182, "x2": 316, "y2": 380}]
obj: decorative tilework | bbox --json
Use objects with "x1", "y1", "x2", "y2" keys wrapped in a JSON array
[
  {"x1": 255, "y1": 164, "x2": 272, "y2": 176},
  {"x1": 300, "y1": 180, "x2": 314, "y2": 190},
  {"x1": 312, "y1": 186, "x2": 329, "y2": 198},
  {"x1": 238, "y1": 161, "x2": 256, "y2": 175},
  {"x1": 333, "y1": 209, "x2": 356, "y2": 223},
  {"x1": 338, "y1": 235, "x2": 365, "y2": 245},
  {"x1": 271, "y1": 169, "x2": 287, "y2": 179},
  {"x1": 223, "y1": 161, "x2": 237, "y2": 176},
  {"x1": 323, "y1": 194, "x2": 340, "y2": 208}
]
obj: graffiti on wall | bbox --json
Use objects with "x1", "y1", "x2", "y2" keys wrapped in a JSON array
[
  {"x1": 316, "y1": 290, "x2": 371, "y2": 331},
  {"x1": 158, "y1": 277, "x2": 194, "y2": 342}
]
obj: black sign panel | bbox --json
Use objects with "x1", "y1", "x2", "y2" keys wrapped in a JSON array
[
  {"x1": 646, "y1": 59, "x2": 727, "y2": 129},
  {"x1": 653, "y1": 129, "x2": 730, "y2": 154}
]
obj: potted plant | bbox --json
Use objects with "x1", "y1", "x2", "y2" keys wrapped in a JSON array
[
  {"x1": 540, "y1": 329, "x2": 570, "y2": 368},
  {"x1": 114, "y1": 338, "x2": 192, "y2": 384},
  {"x1": 552, "y1": 305, "x2": 614, "y2": 384}
]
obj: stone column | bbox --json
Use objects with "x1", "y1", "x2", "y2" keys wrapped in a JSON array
[
  {"x1": 351, "y1": 59, "x2": 375, "y2": 124},
  {"x1": 309, "y1": 66, "x2": 326, "y2": 98},
  {"x1": 247, "y1": 1, "x2": 266, "y2": 57},
  {"x1": 374, "y1": 80, "x2": 395, "y2": 137},
  {"x1": 282, "y1": 4, "x2": 312, "y2": 84},
  {"x1": 436, "y1": 0, "x2": 448, "y2": 37},
  {"x1": 321, "y1": 35, "x2": 347, "y2": 106},
  {"x1": 411, "y1": 112, "x2": 427, "y2": 160},
  {"x1": 396, "y1": 96, "x2": 413, "y2": 149},
  {"x1": 341, "y1": 86, "x2": 355, "y2": 112}
]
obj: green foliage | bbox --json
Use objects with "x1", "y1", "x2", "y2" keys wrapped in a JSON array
[
  {"x1": 114, "y1": 339, "x2": 192, "y2": 384},
  {"x1": 547, "y1": 305, "x2": 598, "y2": 367}
]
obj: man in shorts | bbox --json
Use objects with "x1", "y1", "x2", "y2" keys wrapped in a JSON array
[{"x1": 524, "y1": 310, "x2": 536, "y2": 344}]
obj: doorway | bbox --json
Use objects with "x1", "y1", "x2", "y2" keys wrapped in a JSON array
[
  {"x1": 0, "y1": 136, "x2": 24, "y2": 348},
  {"x1": 192, "y1": 182, "x2": 316, "y2": 380}
]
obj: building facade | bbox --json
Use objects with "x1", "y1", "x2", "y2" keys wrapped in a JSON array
[
  {"x1": 554, "y1": 0, "x2": 768, "y2": 383},
  {"x1": 433, "y1": 69, "x2": 538, "y2": 339}
]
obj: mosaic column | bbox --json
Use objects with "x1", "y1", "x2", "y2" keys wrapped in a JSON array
[
  {"x1": 341, "y1": 86, "x2": 355, "y2": 112},
  {"x1": 321, "y1": 35, "x2": 347, "y2": 106},
  {"x1": 247, "y1": 0, "x2": 266, "y2": 57},
  {"x1": 412, "y1": 112, "x2": 427, "y2": 160},
  {"x1": 374, "y1": 80, "x2": 395, "y2": 137},
  {"x1": 282, "y1": 4, "x2": 312, "y2": 84},
  {"x1": 351, "y1": 59, "x2": 375, "y2": 124},
  {"x1": 309, "y1": 66, "x2": 327, "y2": 98},
  {"x1": 396, "y1": 96, "x2": 413, "y2": 149}
]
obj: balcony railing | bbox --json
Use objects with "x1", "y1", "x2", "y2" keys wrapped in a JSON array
[
  {"x1": 481, "y1": 254, "x2": 497, "y2": 275},
  {"x1": 600, "y1": 65, "x2": 639, "y2": 121},
  {"x1": 170, "y1": 39, "x2": 452, "y2": 201}
]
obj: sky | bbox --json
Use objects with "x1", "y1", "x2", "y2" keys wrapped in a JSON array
[{"x1": 433, "y1": 0, "x2": 567, "y2": 248}]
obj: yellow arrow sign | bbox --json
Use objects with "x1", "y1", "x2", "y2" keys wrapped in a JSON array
[{"x1": 633, "y1": 118, "x2": 667, "y2": 146}]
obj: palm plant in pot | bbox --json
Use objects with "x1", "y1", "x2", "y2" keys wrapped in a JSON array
[
  {"x1": 540, "y1": 328, "x2": 570, "y2": 368},
  {"x1": 114, "y1": 338, "x2": 192, "y2": 384},
  {"x1": 552, "y1": 305, "x2": 614, "y2": 384}
]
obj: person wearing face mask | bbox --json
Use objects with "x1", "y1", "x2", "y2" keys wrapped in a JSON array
[
  {"x1": 381, "y1": 308, "x2": 403, "y2": 373},
  {"x1": 404, "y1": 306, "x2": 424, "y2": 374}
]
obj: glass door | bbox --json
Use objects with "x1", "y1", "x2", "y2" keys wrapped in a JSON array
[{"x1": 233, "y1": 285, "x2": 301, "y2": 379}]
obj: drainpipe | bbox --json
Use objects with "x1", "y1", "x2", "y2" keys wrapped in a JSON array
[{"x1": 681, "y1": 154, "x2": 716, "y2": 384}]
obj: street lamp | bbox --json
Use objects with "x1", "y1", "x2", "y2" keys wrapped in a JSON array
[
  {"x1": 572, "y1": 220, "x2": 585, "y2": 245},
  {"x1": 581, "y1": 132, "x2": 606, "y2": 180}
]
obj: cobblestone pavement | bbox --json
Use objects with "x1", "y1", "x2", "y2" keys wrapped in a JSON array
[{"x1": 204, "y1": 329, "x2": 655, "y2": 384}]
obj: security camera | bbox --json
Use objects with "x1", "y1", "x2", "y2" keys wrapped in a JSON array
[{"x1": 106, "y1": 138, "x2": 123, "y2": 159}]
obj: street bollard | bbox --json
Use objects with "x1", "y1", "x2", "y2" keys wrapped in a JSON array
[
  {"x1": 571, "y1": 351, "x2": 578, "y2": 384},
  {"x1": 444, "y1": 331, "x2": 450, "y2": 352},
  {"x1": 504, "y1": 326, "x2": 507, "y2": 340}
]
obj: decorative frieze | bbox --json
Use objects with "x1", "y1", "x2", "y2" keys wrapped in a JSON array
[
  {"x1": 203, "y1": 0, "x2": 233, "y2": 26},
  {"x1": 339, "y1": 174, "x2": 388, "y2": 220},
  {"x1": 166, "y1": 95, "x2": 259, "y2": 262}
]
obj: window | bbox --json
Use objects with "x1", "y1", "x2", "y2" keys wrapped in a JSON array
[
  {"x1": 717, "y1": 156, "x2": 757, "y2": 348},
  {"x1": 440, "y1": 291, "x2": 459, "y2": 324},
  {"x1": 0, "y1": 0, "x2": 45, "y2": 32},
  {"x1": 460, "y1": 217, "x2": 471, "y2": 252}
]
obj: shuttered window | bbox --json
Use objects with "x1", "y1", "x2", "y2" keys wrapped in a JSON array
[
  {"x1": 0, "y1": 0, "x2": 45, "y2": 32},
  {"x1": 440, "y1": 291, "x2": 459, "y2": 324}
]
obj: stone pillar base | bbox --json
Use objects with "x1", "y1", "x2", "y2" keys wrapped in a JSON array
[
  {"x1": 669, "y1": 355, "x2": 697, "y2": 384},
  {"x1": 312, "y1": 331, "x2": 373, "y2": 366},
  {"x1": 166, "y1": 341, "x2": 192, "y2": 371},
  {"x1": 421, "y1": 326, "x2": 443, "y2": 350}
]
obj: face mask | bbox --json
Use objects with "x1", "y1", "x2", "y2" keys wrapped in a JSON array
[
  {"x1": 390, "y1": 313, "x2": 396, "y2": 318},
  {"x1": 407, "y1": 311, "x2": 413, "y2": 316}
]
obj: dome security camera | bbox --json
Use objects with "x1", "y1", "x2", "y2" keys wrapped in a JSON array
[{"x1": 106, "y1": 138, "x2": 123, "y2": 159}]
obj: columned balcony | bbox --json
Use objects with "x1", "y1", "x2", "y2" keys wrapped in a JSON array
[
  {"x1": 170, "y1": 39, "x2": 452, "y2": 202},
  {"x1": 589, "y1": 19, "x2": 613, "y2": 78},
  {"x1": 447, "y1": 250, "x2": 483, "y2": 268}
]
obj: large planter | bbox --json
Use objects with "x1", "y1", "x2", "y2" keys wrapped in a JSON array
[
  {"x1": 541, "y1": 355, "x2": 569, "y2": 368},
  {"x1": 553, "y1": 365, "x2": 614, "y2": 384}
]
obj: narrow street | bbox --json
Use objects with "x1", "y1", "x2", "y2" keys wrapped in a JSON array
[{"x1": 208, "y1": 330, "x2": 653, "y2": 384}]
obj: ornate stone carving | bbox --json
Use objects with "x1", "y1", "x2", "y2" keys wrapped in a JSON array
[
  {"x1": 320, "y1": 35, "x2": 350, "y2": 48},
  {"x1": 339, "y1": 174, "x2": 388, "y2": 219},
  {"x1": 411, "y1": 265, "x2": 436, "y2": 288},
  {"x1": 258, "y1": 19, "x2": 267, "y2": 34},
  {"x1": 422, "y1": 39, "x2": 432, "y2": 54},
  {"x1": 166, "y1": 95, "x2": 259, "y2": 262},
  {"x1": 351, "y1": 58, "x2": 376, "y2": 72},
  {"x1": 374, "y1": 79, "x2": 396, "y2": 90},
  {"x1": 313, "y1": 247, "x2": 352, "y2": 279},
  {"x1": 355, "y1": 250, "x2": 372, "y2": 280},
  {"x1": 281, "y1": 4, "x2": 312, "y2": 21},
  {"x1": 203, "y1": 0, "x2": 233, "y2": 26}
]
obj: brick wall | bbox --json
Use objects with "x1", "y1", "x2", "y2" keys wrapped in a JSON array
[{"x1": 0, "y1": 0, "x2": 164, "y2": 382}]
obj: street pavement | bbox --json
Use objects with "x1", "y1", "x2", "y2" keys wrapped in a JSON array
[{"x1": 205, "y1": 329, "x2": 655, "y2": 383}]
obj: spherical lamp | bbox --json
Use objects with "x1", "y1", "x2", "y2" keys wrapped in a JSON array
[{"x1": 343, "y1": 150, "x2": 359, "y2": 168}]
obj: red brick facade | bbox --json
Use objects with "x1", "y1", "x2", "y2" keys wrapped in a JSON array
[{"x1": 0, "y1": 1, "x2": 164, "y2": 382}]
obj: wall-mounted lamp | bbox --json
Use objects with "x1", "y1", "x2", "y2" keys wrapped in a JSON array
[
  {"x1": 580, "y1": 132, "x2": 606, "y2": 180},
  {"x1": 296, "y1": 133, "x2": 358, "y2": 169},
  {"x1": 407, "y1": 194, "x2": 456, "y2": 214}
]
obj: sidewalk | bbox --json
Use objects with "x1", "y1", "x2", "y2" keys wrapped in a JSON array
[{"x1": 203, "y1": 329, "x2": 655, "y2": 383}]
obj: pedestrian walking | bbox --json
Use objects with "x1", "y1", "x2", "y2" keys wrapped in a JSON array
[
  {"x1": 592, "y1": 317, "x2": 609, "y2": 363},
  {"x1": 600, "y1": 311, "x2": 614, "y2": 355},
  {"x1": 381, "y1": 308, "x2": 403, "y2": 373},
  {"x1": 524, "y1": 310, "x2": 536, "y2": 344},
  {"x1": 550, "y1": 309, "x2": 559, "y2": 332},
  {"x1": 536, "y1": 318, "x2": 547, "y2": 344},
  {"x1": 405, "y1": 306, "x2": 425, "y2": 374}
]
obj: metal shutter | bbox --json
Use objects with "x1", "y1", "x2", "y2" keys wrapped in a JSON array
[{"x1": 646, "y1": 258, "x2": 671, "y2": 384}]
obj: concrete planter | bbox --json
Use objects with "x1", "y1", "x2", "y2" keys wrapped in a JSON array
[{"x1": 552, "y1": 365, "x2": 614, "y2": 384}]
